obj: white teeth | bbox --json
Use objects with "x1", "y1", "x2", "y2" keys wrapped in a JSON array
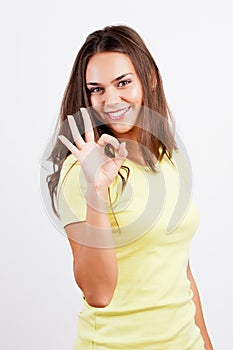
[{"x1": 108, "y1": 107, "x2": 130, "y2": 119}]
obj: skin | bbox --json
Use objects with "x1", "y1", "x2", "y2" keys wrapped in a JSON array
[
  {"x1": 59, "y1": 109, "x2": 127, "y2": 307},
  {"x1": 59, "y1": 52, "x2": 213, "y2": 348},
  {"x1": 86, "y1": 52, "x2": 147, "y2": 165},
  {"x1": 86, "y1": 52, "x2": 143, "y2": 140}
]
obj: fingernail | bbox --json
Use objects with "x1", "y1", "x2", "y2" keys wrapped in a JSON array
[
  {"x1": 114, "y1": 140, "x2": 120, "y2": 148},
  {"x1": 58, "y1": 135, "x2": 65, "y2": 142}
]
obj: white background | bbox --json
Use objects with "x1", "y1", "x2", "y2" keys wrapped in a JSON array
[{"x1": 1, "y1": 0, "x2": 232, "y2": 349}]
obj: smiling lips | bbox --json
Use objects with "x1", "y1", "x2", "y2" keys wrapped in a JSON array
[{"x1": 106, "y1": 106, "x2": 131, "y2": 120}]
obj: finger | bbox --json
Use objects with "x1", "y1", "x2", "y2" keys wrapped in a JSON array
[
  {"x1": 112, "y1": 142, "x2": 128, "y2": 169},
  {"x1": 117, "y1": 142, "x2": 128, "y2": 160},
  {"x1": 97, "y1": 134, "x2": 120, "y2": 150},
  {"x1": 67, "y1": 115, "x2": 85, "y2": 149},
  {"x1": 80, "y1": 108, "x2": 94, "y2": 142},
  {"x1": 58, "y1": 135, "x2": 80, "y2": 158}
]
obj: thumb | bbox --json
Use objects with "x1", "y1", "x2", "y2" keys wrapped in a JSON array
[
  {"x1": 114, "y1": 142, "x2": 128, "y2": 168},
  {"x1": 117, "y1": 142, "x2": 128, "y2": 159}
]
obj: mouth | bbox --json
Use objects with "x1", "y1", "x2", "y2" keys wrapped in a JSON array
[{"x1": 105, "y1": 106, "x2": 131, "y2": 120}]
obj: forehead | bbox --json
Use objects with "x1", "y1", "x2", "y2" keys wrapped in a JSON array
[{"x1": 86, "y1": 52, "x2": 137, "y2": 82}]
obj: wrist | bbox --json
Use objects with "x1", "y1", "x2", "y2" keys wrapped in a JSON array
[{"x1": 85, "y1": 185, "x2": 109, "y2": 212}]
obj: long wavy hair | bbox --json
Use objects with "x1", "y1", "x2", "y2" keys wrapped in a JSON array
[{"x1": 46, "y1": 24, "x2": 177, "y2": 217}]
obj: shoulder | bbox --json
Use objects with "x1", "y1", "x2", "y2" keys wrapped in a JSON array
[
  {"x1": 57, "y1": 153, "x2": 85, "y2": 207},
  {"x1": 58, "y1": 154, "x2": 80, "y2": 187},
  {"x1": 57, "y1": 154, "x2": 86, "y2": 227},
  {"x1": 61, "y1": 153, "x2": 79, "y2": 174}
]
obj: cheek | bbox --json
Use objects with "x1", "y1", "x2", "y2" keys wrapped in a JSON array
[
  {"x1": 90, "y1": 96, "x2": 99, "y2": 107},
  {"x1": 90, "y1": 102, "x2": 105, "y2": 123},
  {"x1": 90, "y1": 92, "x2": 106, "y2": 107},
  {"x1": 126, "y1": 85, "x2": 143, "y2": 104}
]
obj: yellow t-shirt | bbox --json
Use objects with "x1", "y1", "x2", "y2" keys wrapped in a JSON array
[{"x1": 57, "y1": 151, "x2": 205, "y2": 350}]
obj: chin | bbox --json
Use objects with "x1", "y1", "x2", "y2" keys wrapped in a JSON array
[
  {"x1": 111, "y1": 124, "x2": 132, "y2": 133},
  {"x1": 110, "y1": 125, "x2": 138, "y2": 139}
]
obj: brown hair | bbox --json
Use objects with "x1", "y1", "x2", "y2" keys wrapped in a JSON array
[{"x1": 46, "y1": 24, "x2": 177, "y2": 217}]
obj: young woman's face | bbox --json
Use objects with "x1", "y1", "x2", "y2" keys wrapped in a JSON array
[{"x1": 86, "y1": 52, "x2": 143, "y2": 140}]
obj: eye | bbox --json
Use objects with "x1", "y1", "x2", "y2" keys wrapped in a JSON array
[
  {"x1": 87, "y1": 87, "x2": 104, "y2": 94},
  {"x1": 117, "y1": 79, "x2": 132, "y2": 88}
]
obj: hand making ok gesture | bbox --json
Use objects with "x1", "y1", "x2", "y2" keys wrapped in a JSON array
[{"x1": 58, "y1": 108, "x2": 128, "y2": 191}]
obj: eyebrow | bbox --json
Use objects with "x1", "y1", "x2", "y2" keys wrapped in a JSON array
[{"x1": 86, "y1": 73, "x2": 133, "y2": 86}]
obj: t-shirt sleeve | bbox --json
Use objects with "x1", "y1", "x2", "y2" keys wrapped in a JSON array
[{"x1": 57, "y1": 154, "x2": 87, "y2": 227}]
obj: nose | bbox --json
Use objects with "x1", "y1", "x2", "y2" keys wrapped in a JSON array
[{"x1": 103, "y1": 87, "x2": 121, "y2": 107}]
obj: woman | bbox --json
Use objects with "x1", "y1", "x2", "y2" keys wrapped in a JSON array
[{"x1": 46, "y1": 25, "x2": 213, "y2": 349}]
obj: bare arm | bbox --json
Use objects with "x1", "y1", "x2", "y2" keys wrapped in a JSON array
[
  {"x1": 58, "y1": 108, "x2": 127, "y2": 308},
  {"x1": 187, "y1": 261, "x2": 214, "y2": 350},
  {"x1": 65, "y1": 187, "x2": 117, "y2": 308}
]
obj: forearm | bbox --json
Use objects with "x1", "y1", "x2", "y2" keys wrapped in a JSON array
[
  {"x1": 75, "y1": 187, "x2": 118, "y2": 307},
  {"x1": 58, "y1": 112, "x2": 127, "y2": 308}
]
